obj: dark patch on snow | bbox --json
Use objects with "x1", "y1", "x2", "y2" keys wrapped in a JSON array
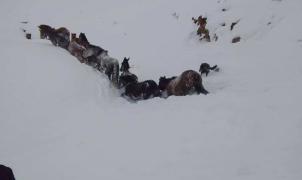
[{"x1": 232, "y1": 36, "x2": 241, "y2": 43}]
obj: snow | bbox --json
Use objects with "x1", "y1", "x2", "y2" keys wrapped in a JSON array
[{"x1": 1, "y1": 0, "x2": 302, "y2": 179}]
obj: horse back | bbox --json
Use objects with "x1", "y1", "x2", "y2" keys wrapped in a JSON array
[
  {"x1": 68, "y1": 39, "x2": 85, "y2": 52},
  {"x1": 56, "y1": 27, "x2": 70, "y2": 35},
  {"x1": 119, "y1": 72, "x2": 138, "y2": 87},
  {"x1": 39, "y1": 24, "x2": 53, "y2": 31},
  {"x1": 181, "y1": 70, "x2": 201, "y2": 85},
  {"x1": 167, "y1": 70, "x2": 201, "y2": 96}
]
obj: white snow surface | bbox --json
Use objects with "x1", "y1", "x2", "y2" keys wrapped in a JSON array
[{"x1": 1, "y1": 0, "x2": 302, "y2": 179}]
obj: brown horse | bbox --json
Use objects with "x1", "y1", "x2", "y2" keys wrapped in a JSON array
[
  {"x1": 67, "y1": 37, "x2": 87, "y2": 63},
  {"x1": 159, "y1": 70, "x2": 208, "y2": 97},
  {"x1": 38, "y1": 24, "x2": 70, "y2": 49}
]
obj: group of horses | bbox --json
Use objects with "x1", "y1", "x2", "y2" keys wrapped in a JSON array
[{"x1": 38, "y1": 24, "x2": 219, "y2": 101}]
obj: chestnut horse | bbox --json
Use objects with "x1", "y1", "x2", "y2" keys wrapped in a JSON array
[
  {"x1": 159, "y1": 70, "x2": 208, "y2": 97},
  {"x1": 67, "y1": 38, "x2": 87, "y2": 63}
]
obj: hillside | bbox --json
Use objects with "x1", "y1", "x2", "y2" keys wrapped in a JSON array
[{"x1": 0, "y1": 0, "x2": 302, "y2": 179}]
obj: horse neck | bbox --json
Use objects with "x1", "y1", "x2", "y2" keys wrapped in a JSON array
[
  {"x1": 72, "y1": 39, "x2": 85, "y2": 49},
  {"x1": 100, "y1": 51, "x2": 108, "y2": 59},
  {"x1": 121, "y1": 70, "x2": 131, "y2": 76},
  {"x1": 167, "y1": 76, "x2": 179, "y2": 89}
]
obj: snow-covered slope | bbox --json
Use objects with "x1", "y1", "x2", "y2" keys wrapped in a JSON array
[{"x1": 1, "y1": 0, "x2": 302, "y2": 179}]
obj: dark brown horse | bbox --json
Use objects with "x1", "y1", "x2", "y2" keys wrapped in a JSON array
[
  {"x1": 38, "y1": 24, "x2": 70, "y2": 49},
  {"x1": 38, "y1": 24, "x2": 53, "y2": 39},
  {"x1": 159, "y1": 70, "x2": 208, "y2": 97}
]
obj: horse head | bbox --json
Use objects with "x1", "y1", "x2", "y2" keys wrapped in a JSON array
[
  {"x1": 38, "y1": 24, "x2": 54, "y2": 39},
  {"x1": 159, "y1": 76, "x2": 169, "y2": 91},
  {"x1": 199, "y1": 63, "x2": 210, "y2": 72},
  {"x1": 120, "y1": 57, "x2": 130, "y2": 72},
  {"x1": 79, "y1": 32, "x2": 90, "y2": 47}
]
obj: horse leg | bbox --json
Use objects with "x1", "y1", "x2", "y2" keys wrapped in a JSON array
[
  {"x1": 50, "y1": 38, "x2": 57, "y2": 46},
  {"x1": 40, "y1": 32, "x2": 44, "y2": 39},
  {"x1": 112, "y1": 64, "x2": 119, "y2": 87},
  {"x1": 105, "y1": 69, "x2": 111, "y2": 80},
  {"x1": 195, "y1": 83, "x2": 209, "y2": 95},
  {"x1": 154, "y1": 88, "x2": 161, "y2": 97},
  {"x1": 143, "y1": 91, "x2": 150, "y2": 99}
]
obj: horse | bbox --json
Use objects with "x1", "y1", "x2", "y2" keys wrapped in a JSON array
[
  {"x1": 82, "y1": 44, "x2": 105, "y2": 60},
  {"x1": 38, "y1": 24, "x2": 54, "y2": 39},
  {"x1": 51, "y1": 27, "x2": 70, "y2": 49},
  {"x1": 39, "y1": 25, "x2": 70, "y2": 49},
  {"x1": 122, "y1": 80, "x2": 161, "y2": 101},
  {"x1": 98, "y1": 52, "x2": 120, "y2": 87},
  {"x1": 199, "y1": 63, "x2": 218, "y2": 76},
  {"x1": 0, "y1": 165, "x2": 16, "y2": 180},
  {"x1": 82, "y1": 44, "x2": 106, "y2": 68},
  {"x1": 67, "y1": 37, "x2": 87, "y2": 63},
  {"x1": 119, "y1": 57, "x2": 138, "y2": 88},
  {"x1": 81, "y1": 44, "x2": 119, "y2": 86},
  {"x1": 158, "y1": 70, "x2": 208, "y2": 97}
]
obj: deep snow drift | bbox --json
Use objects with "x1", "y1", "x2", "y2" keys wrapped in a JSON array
[{"x1": 1, "y1": 0, "x2": 302, "y2": 179}]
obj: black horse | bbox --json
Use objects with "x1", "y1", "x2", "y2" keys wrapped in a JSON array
[
  {"x1": 119, "y1": 57, "x2": 138, "y2": 88},
  {"x1": 122, "y1": 80, "x2": 161, "y2": 101},
  {"x1": 199, "y1": 63, "x2": 218, "y2": 76}
]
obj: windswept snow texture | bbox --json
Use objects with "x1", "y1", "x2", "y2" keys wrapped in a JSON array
[{"x1": 1, "y1": 0, "x2": 302, "y2": 179}]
